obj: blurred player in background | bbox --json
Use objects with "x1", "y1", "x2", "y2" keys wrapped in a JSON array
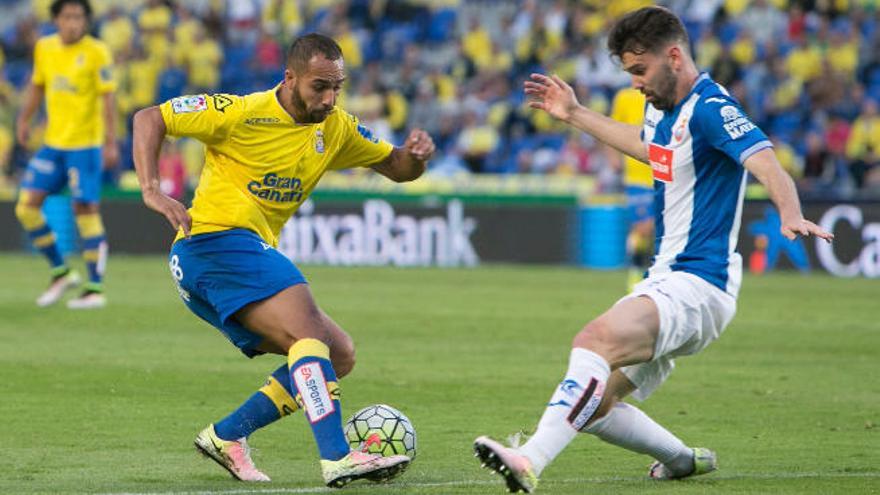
[
  {"x1": 133, "y1": 33, "x2": 434, "y2": 487},
  {"x1": 14, "y1": 0, "x2": 118, "y2": 309},
  {"x1": 610, "y1": 87, "x2": 654, "y2": 290},
  {"x1": 474, "y1": 7, "x2": 833, "y2": 493}
]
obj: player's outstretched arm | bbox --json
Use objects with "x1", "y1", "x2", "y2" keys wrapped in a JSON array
[
  {"x1": 372, "y1": 129, "x2": 435, "y2": 182},
  {"x1": 15, "y1": 83, "x2": 44, "y2": 146},
  {"x1": 524, "y1": 73, "x2": 647, "y2": 163},
  {"x1": 744, "y1": 148, "x2": 833, "y2": 242},
  {"x1": 132, "y1": 106, "x2": 192, "y2": 237}
]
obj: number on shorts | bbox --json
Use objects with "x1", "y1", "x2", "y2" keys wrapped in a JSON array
[{"x1": 169, "y1": 254, "x2": 184, "y2": 281}]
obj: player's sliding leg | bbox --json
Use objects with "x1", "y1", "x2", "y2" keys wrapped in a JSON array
[
  {"x1": 67, "y1": 204, "x2": 108, "y2": 309},
  {"x1": 237, "y1": 284, "x2": 409, "y2": 488},
  {"x1": 581, "y1": 372, "x2": 714, "y2": 479},
  {"x1": 194, "y1": 365, "x2": 294, "y2": 482},
  {"x1": 474, "y1": 296, "x2": 659, "y2": 492},
  {"x1": 474, "y1": 345, "x2": 610, "y2": 494},
  {"x1": 15, "y1": 189, "x2": 80, "y2": 306}
]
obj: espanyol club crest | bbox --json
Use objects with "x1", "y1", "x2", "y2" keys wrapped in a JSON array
[
  {"x1": 672, "y1": 121, "x2": 687, "y2": 142},
  {"x1": 315, "y1": 129, "x2": 325, "y2": 153},
  {"x1": 674, "y1": 112, "x2": 691, "y2": 142},
  {"x1": 674, "y1": 119, "x2": 688, "y2": 142}
]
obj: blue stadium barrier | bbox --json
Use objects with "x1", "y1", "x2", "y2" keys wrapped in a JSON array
[
  {"x1": 40, "y1": 195, "x2": 78, "y2": 255},
  {"x1": 578, "y1": 204, "x2": 627, "y2": 269}
]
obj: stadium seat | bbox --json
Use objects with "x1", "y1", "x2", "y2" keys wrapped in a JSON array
[
  {"x1": 426, "y1": 9, "x2": 457, "y2": 44},
  {"x1": 3, "y1": 60, "x2": 30, "y2": 88}
]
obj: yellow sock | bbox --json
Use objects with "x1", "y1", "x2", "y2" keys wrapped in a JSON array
[
  {"x1": 75, "y1": 212, "x2": 107, "y2": 288},
  {"x1": 259, "y1": 365, "x2": 300, "y2": 416},
  {"x1": 16, "y1": 193, "x2": 65, "y2": 269}
]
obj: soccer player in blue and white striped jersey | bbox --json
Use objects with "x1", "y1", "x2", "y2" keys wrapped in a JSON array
[{"x1": 474, "y1": 6, "x2": 833, "y2": 493}]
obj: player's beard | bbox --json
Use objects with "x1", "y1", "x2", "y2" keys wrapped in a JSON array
[
  {"x1": 646, "y1": 62, "x2": 678, "y2": 112},
  {"x1": 291, "y1": 84, "x2": 331, "y2": 124}
]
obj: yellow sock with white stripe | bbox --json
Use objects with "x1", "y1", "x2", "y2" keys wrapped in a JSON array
[{"x1": 75, "y1": 213, "x2": 107, "y2": 291}]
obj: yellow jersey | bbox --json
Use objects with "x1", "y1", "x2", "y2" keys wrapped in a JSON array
[
  {"x1": 610, "y1": 87, "x2": 652, "y2": 188},
  {"x1": 32, "y1": 34, "x2": 115, "y2": 149},
  {"x1": 160, "y1": 87, "x2": 394, "y2": 246}
]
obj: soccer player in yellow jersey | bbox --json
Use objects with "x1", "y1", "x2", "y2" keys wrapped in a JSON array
[
  {"x1": 610, "y1": 86, "x2": 654, "y2": 290},
  {"x1": 132, "y1": 34, "x2": 435, "y2": 486},
  {"x1": 15, "y1": 0, "x2": 118, "y2": 309}
]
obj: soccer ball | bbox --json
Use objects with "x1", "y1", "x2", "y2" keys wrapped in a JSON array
[{"x1": 344, "y1": 404, "x2": 417, "y2": 460}]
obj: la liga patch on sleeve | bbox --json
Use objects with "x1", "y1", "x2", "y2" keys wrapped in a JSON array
[{"x1": 171, "y1": 95, "x2": 208, "y2": 114}]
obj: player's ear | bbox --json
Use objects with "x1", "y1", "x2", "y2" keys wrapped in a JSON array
[
  {"x1": 667, "y1": 45, "x2": 682, "y2": 69},
  {"x1": 283, "y1": 68, "x2": 296, "y2": 86}
]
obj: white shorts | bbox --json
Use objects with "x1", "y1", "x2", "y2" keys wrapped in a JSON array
[{"x1": 618, "y1": 271, "x2": 737, "y2": 401}]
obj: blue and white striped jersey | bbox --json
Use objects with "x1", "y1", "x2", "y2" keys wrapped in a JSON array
[{"x1": 642, "y1": 73, "x2": 771, "y2": 297}]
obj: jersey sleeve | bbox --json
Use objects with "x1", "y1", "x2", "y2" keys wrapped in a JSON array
[
  {"x1": 159, "y1": 93, "x2": 242, "y2": 145},
  {"x1": 329, "y1": 110, "x2": 394, "y2": 170},
  {"x1": 694, "y1": 96, "x2": 771, "y2": 166},
  {"x1": 95, "y1": 42, "x2": 116, "y2": 93},
  {"x1": 31, "y1": 39, "x2": 45, "y2": 86}
]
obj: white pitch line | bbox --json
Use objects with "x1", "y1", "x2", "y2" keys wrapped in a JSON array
[{"x1": 99, "y1": 471, "x2": 880, "y2": 495}]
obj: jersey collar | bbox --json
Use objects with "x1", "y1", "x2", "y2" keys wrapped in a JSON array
[
  {"x1": 272, "y1": 84, "x2": 297, "y2": 125},
  {"x1": 271, "y1": 83, "x2": 334, "y2": 127},
  {"x1": 690, "y1": 72, "x2": 712, "y2": 95},
  {"x1": 666, "y1": 72, "x2": 711, "y2": 114}
]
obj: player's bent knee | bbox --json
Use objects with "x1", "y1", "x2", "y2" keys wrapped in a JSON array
[
  {"x1": 13, "y1": 198, "x2": 30, "y2": 221},
  {"x1": 574, "y1": 318, "x2": 631, "y2": 367},
  {"x1": 329, "y1": 329, "x2": 355, "y2": 378},
  {"x1": 72, "y1": 202, "x2": 99, "y2": 215},
  {"x1": 326, "y1": 317, "x2": 356, "y2": 377},
  {"x1": 17, "y1": 190, "x2": 46, "y2": 209},
  {"x1": 574, "y1": 319, "x2": 613, "y2": 352},
  {"x1": 286, "y1": 307, "x2": 333, "y2": 343},
  {"x1": 14, "y1": 197, "x2": 44, "y2": 229},
  {"x1": 332, "y1": 345, "x2": 355, "y2": 378}
]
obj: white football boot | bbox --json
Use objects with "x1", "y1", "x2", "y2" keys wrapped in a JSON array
[
  {"x1": 474, "y1": 435, "x2": 539, "y2": 493},
  {"x1": 649, "y1": 447, "x2": 718, "y2": 480},
  {"x1": 36, "y1": 269, "x2": 81, "y2": 307},
  {"x1": 66, "y1": 290, "x2": 107, "y2": 309}
]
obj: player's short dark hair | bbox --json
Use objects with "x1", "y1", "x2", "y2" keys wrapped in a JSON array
[
  {"x1": 286, "y1": 33, "x2": 343, "y2": 73},
  {"x1": 607, "y1": 6, "x2": 689, "y2": 59},
  {"x1": 51, "y1": 0, "x2": 92, "y2": 19}
]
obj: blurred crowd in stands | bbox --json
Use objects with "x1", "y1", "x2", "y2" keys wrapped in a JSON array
[{"x1": 1, "y1": 0, "x2": 879, "y2": 199}]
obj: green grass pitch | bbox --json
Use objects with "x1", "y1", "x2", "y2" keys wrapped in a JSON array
[{"x1": 1, "y1": 253, "x2": 877, "y2": 494}]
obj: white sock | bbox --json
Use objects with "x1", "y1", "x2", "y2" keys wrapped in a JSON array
[
  {"x1": 584, "y1": 402, "x2": 694, "y2": 475},
  {"x1": 519, "y1": 348, "x2": 610, "y2": 475}
]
